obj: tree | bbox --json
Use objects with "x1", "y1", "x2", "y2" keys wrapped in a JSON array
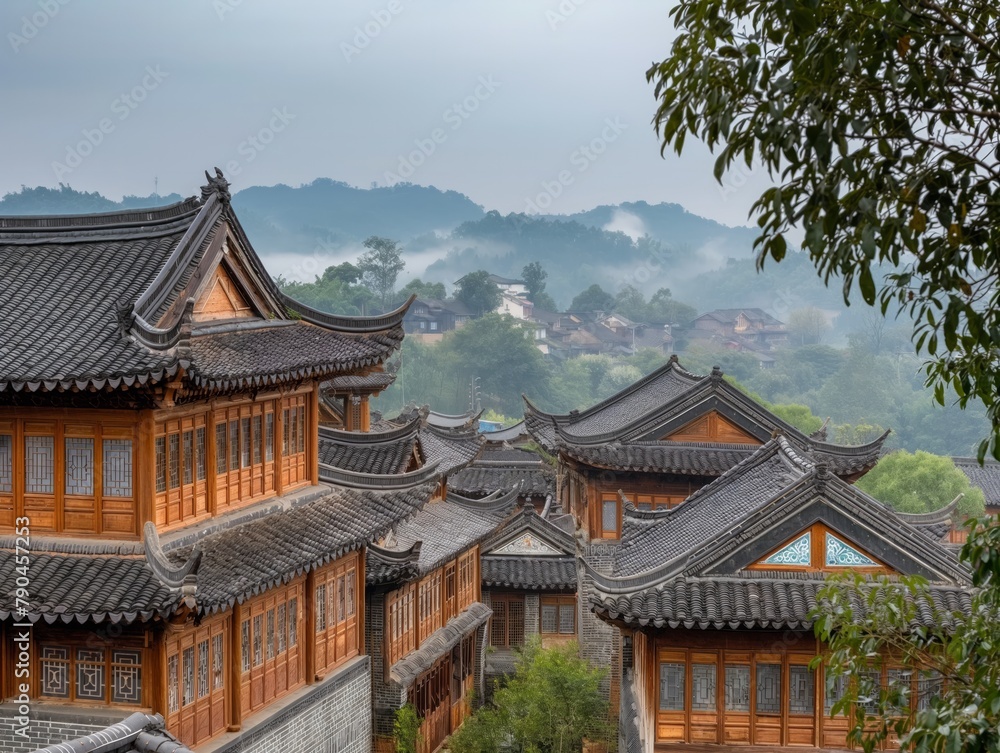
[
  {"x1": 448, "y1": 639, "x2": 612, "y2": 753},
  {"x1": 787, "y1": 307, "x2": 830, "y2": 346},
  {"x1": 648, "y1": 287, "x2": 697, "y2": 325},
  {"x1": 454, "y1": 270, "x2": 502, "y2": 316},
  {"x1": 521, "y1": 261, "x2": 548, "y2": 301},
  {"x1": 321, "y1": 261, "x2": 362, "y2": 285},
  {"x1": 814, "y1": 519, "x2": 1000, "y2": 753},
  {"x1": 358, "y1": 236, "x2": 405, "y2": 310},
  {"x1": 647, "y1": 0, "x2": 1000, "y2": 457},
  {"x1": 569, "y1": 284, "x2": 615, "y2": 312},
  {"x1": 397, "y1": 277, "x2": 446, "y2": 303},
  {"x1": 856, "y1": 450, "x2": 985, "y2": 518}
]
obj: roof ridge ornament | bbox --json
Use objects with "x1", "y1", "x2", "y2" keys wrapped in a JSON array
[
  {"x1": 710, "y1": 365, "x2": 724, "y2": 381},
  {"x1": 201, "y1": 167, "x2": 231, "y2": 206}
]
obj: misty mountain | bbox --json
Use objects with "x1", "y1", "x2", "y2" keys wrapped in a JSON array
[{"x1": 0, "y1": 185, "x2": 184, "y2": 215}]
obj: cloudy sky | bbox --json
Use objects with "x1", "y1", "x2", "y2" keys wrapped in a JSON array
[{"x1": 0, "y1": 1, "x2": 773, "y2": 226}]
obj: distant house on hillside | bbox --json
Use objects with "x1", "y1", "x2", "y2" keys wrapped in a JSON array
[
  {"x1": 487, "y1": 273, "x2": 528, "y2": 296},
  {"x1": 691, "y1": 307, "x2": 788, "y2": 350},
  {"x1": 403, "y1": 297, "x2": 474, "y2": 339},
  {"x1": 499, "y1": 290, "x2": 533, "y2": 320}
]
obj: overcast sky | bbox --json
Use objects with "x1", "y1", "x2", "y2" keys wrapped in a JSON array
[{"x1": 0, "y1": 1, "x2": 774, "y2": 226}]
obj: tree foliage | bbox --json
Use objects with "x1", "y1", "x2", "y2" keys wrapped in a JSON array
[
  {"x1": 814, "y1": 519, "x2": 1000, "y2": 753},
  {"x1": 397, "y1": 277, "x2": 446, "y2": 303},
  {"x1": 455, "y1": 270, "x2": 502, "y2": 316},
  {"x1": 359, "y1": 236, "x2": 405, "y2": 310},
  {"x1": 787, "y1": 307, "x2": 830, "y2": 346},
  {"x1": 448, "y1": 639, "x2": 612, "y2": 753},
  {"x1": 648, "y1": 0, "x2": 1000, "y2": 457},
  {"x1": 393, "y1": 704, "x2": 422, "y2": 753},
  {"x1": 569, "y1": 284, "x2": 615, "y2": 312},
  {"x1": 856, "y1": 450, "x2": 985, "y2": 517}
]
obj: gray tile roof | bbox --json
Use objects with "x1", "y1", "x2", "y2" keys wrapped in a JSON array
[
  {"x1": 590, "y1": 572, "x2": 971, "y2": 630},
  {"x1": 389, "y1": 602, "x2": 491, "y2": 687},
  {"x1": 449, "y1": 446, "x2": 555, "y2": 497},
  {"x1": 325, "y1": 371, "x2": 397, "y2": 393},
  {"x1": 419, "y1": 423, "x2": 484, "y2": 477},
  {"x1": 381, "y1": 489, "x2": 518, "y2": 575},
  {"x1": 481, "y1": 557, "x2": 577, "y2": 590},
  {"x1": 481, "y1": 420, "x2": 529, "y2": 443},
  {"x1": 562, "y1": 441, "x2": 752, "y2": 476},
  {"x1": 0, "y1": 174, "x2": 411, "y2": 396},
  {"x1": 318, "y1": 421, "x2": 419, "y2": 475},
  {"x1": 32, "y1": 712, "x2": 192, "y2": 753},
  {"x1": 0, "y1": 545, "x2": 180, "y2": 624},
  {"x1": 953, "y1": 456, "x2": 1000, "y2": 507},
  {"x1": 166, "y1": 481, "x2": 436, "y2": 614},
  {"x1": 614, "y1": 439, "x2": 811, "y2": 576}
]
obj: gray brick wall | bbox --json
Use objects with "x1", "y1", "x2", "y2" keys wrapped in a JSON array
[
  {"x1": 365, "y1": 589, "x2": 406, "y2": 744},
  {"x1": 0, "y1": 710, "x2": 113, "y2": 753},
  {"x1": 215, "y1": 656, "x2": 372, "y2": 753},
  {"x1": 581, "y1": 543, "x2": 621, "y2": 703}
]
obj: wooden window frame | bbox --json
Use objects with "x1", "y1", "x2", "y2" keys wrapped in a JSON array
[
  {"x1": 164, "y1": 615, "x2": 228, "y2": 748},
  {"x1": 314, "y1": 551, "x2": 361, "y2": 677},
  {"x1": 36, "y1": 641, "x2": 145, "y2": 707},
  {"x1": 489, "y1": 592, "x2": 525, "y2": 649},
  {"x1": 540, "y1": 595, "x2": 576, "y2": 636}
]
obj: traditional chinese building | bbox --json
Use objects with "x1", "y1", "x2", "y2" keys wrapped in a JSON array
[
  {"x1": 0, "y1": 170, "x2": 419, "y2": 753},
  {"x1": 590, "y1": 437, "x2": 970, "y2": 751},
  {"x1": 525, "y1": 356, "x2": 916, "y2": 744}
]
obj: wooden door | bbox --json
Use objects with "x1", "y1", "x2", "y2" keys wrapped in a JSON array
[
  {"x1": 656, "y1": 649, "x2": 687, "y2": 742},
  {"x1": 721, "y1": 655, "x2": 753, "y2": 745},
  {"x1": 689, "y1": 652, "x2": 720, "y2": 743},
  {"x1": 786, "y1": 656, "x2": 818, "y2": 746},
  {"x1": 752, "y1": 656, "x2": 783, "y2": 746}
]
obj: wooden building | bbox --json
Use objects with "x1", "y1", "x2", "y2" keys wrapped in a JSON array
[
  {"x1": 0, "y1": 170, "x2": 419, "y2": 753},
  {"x1": 521, "y1": 356, "x2": 971, "y2": 750},
  {"x1": 590, "y1": 438, "x2": 970, "y2": 751}
]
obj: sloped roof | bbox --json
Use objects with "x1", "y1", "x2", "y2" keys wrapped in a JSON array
[
  {"x1": 590, "y1": 572, "x2": 971, "y2": 630},
  {"x1": 953, "y1": 456, "x2": 1000, "y2": 507},
  {"x1": 324, "y1": 371, "x2": 397, "y2": 394},
  {"x1": 586, "y1": 438, "x2": 970, "y2": 629},
  {"x1": 694, "y1": 308, "x2": 784, "y2": 326},
  {"x1": 0, "y1": 170, "x2": 409, "y2": 395},
  {"x1": 524, "y1": 356, "x2": 886, "y2": 478},
  {"x1": 379, "y1": 487, "x2": 519, "y2": 575},
  {"x1": 449, "y1": 445, "x2": 555, "y2": 497},
  {"x1": 480, "y1": 506, "x2": 576, "y2": 590},
  {"x1": 389, "y1": 602, "x2": 492, "y2": 687},
  {"x1": 318, "y1": 420, "x2": 419, "y2": 475},
  {"x1": 418, "y1": 423, "x2": 484, "y2": 476},
  {"x1": 0, "y1": 540, "x2": 180, "y2": 624},
  {"x1": 164, "y1": 481, "x2": 437, "y2": 614},
  {"x1": 481, "y1": 420, "x2": 530, "y2": 443}
]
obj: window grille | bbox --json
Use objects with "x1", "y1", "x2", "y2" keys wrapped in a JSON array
[
  {"x1": 155, "y1": 436, "x2": 167, "y2": 492},
  {"x1": 112, "y1": 650, "x2": 142, "y2": 705},
  {"x1": 916, "y1": 670, "x2": 941, "y2": 712},
  {"x1": 825, "y1": 672, "x2": 847, "y2": 715},
  {"x1": 229, "y1": 420, "x2": 239, "y2": 470},
  {"x1": 253, "y1": 415, "x2": 263, "y2": 464},
  {"x1": 183, "y1": 431, "x2": 193, "y2": 485},
  {"x1": 337, "y1": 575, "x2": 346, "y2": 622},
  {"x1": 289, "y1": 598, "x2": 298, "y2": 646},
  {"x1": 265, "y1": 413, "x2": 274, "y2": 461},
  {"x1": 346, "y1": 570, "x2": 356, "y2": 617},
  {"x1": 886, "y1": 668, "x2": 911, "y2": 715},
  {"x1": 283, "y1": 409, "x2": 290, "y2": 455},
  {"x1": 278, "y1": 604, "x2": 287, "y2": 653},
  {"x1": 40, "y1": 646, "x2": 69, "y2": 698},
  {"x1": 25, "y1": 435, "x2": 54, "y2": 494},
  {"x1": 601, "y1": 499, "x2": 617, "y2": 534},
  {"x1": 267, "y1": 609, "x2": 275, "y2": 659},
  {"x1": 540, "y1": 604, "x2": 557, "y2": 634},
  {"x1": 168, "y1": 434, "x2": 180, "y2": 489},
  {"x1": 216, "y1": 424, "x2": 227, "y2": 473},
  {"x1": 298, "y1": 407, "x2": 305, "y2": 452},
  {"x1": 241, "y1": 418, "x2": 251, "y2": 468},
  {"x1": 858, "y1": 669, "x2": 881, "y2": 714},
  {"x1": 253, "y1": 614, "x2": 263, "y2": 666},
  {"x1": 789, "y1": 665, "x2": 815, "y2": 714},
  {"x1": 64, "y1": 437, "x2": 94, "y2": 496},
  {"x1": 692, "y1": 664, "x2": 717, "y2": 711},
  {"x1": 241, "y1": 620, "x2": 250, "y2": 673},
  {"x1": 659, "y1": 663, "x2": 685, "y2": 711},
  {"x1": 558, "y1": 603, "x2": 575, "y2": 634},
  {"x1": 167, "y1": 654, "x2": 178, "y2": 712},
  {"x1": 725, "y1": 665, "x2": 750, "y2": 711},
  {"x1": 212, "y1": 635, "x2": 224, "y2": 690},
  {"x1": 197, "y1": 640, "x2": 209, "y2": 698},
  {"x1": 103, "y1": 439, "x2": 133, "y2": 497},
  {"x1": 182, "y1": 647, "x2": 194, "y2": 706},
  {"x1": 756, "y1": 663, "x2": 781, "y2": 714},
  {"x1": 290, "y1": 409, "x2": 298, "y2": 454},
  {"x1": 0, "y1": 434, "x2": 12, "y2": 493},
  {"x1": 316, "y1": 584, "x2": 327, "y2": 631},
  {"x1": 195, "y1": 427, "x2": 206, "y2": 480}
]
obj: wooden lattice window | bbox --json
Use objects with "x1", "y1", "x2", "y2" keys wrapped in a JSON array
[
  {"x1": 540, "y1": 595, "x2": 576, "y2": 636},
  {"x1": 489, "y1": 593, "x2": 524, "y2": 648},
  {"x1": 39, "y1": 643, "x2": 143, "y2": 705}
]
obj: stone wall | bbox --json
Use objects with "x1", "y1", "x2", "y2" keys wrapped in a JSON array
[
  {"x1": 0, "y1": 707, "x2": 117, "y2": 753},
  {"x1": 212, "y1": 656, "x2": 371, "y2": 753}
]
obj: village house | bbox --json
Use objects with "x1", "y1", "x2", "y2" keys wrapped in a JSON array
[
  {"x1": 523, "y1": 355, "x2": 965, "y2": 750},
  {"x1": 691, "y1": 308, "x2": 788, "y2": 351},
  {"x1": 0, "y1": 170, "x2": 424, "y2": 753}
]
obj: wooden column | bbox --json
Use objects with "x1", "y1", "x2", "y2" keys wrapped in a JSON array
[
  {"x1": 357, "y1": 549, "x2": 366, "y2": 657},
  {"x1": 137, "y1": 410, "x2": 155, "y2": 530},
  {"x1": 148, "y1": 627, "x2": 167, "y2": 715},
  {"x1": 228, "y1": 602, "x2": 243, "y2": 732},
  {"x1": 206, "y1": 402, "x2": 218, "y2": 516},
  {"x1": 309, "y1": 385, "x2": 320, "y2": 486},
  {"x1": 305, "y1": 569, "x2": 316, "y2": 683},
  {"x1": 274, "y1": 399, "x2": 285, "y2": 497}
]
